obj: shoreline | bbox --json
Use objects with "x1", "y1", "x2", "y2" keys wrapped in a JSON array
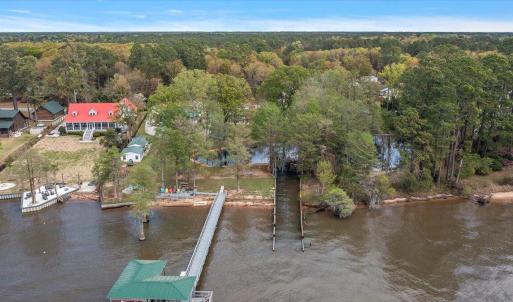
[
  {"x1": 73, "y1": 187, "x2": 513, "y2": 210},
  {"x1": 304, "y1": 190, "x2": 513, "y2": 209}
]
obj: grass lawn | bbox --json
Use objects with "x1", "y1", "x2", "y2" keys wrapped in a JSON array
[
  {"x1": 0, "y1": 134, "x2": 34, "y2": 162},
  {"x1": 0, "y1": 135, "x2": 103, "y2": 183},
  {"x1": 460, "y1": 166, "x2": 513, "y2": 194},
  {"x1": 195, "y1": 176, "x2": 274, "y2": 197}
]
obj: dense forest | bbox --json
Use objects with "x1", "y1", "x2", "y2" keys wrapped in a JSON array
[{"x1": 1, "y1": 32, "x2": 513, "y2": 208}]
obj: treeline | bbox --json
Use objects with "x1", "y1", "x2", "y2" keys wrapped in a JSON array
[
  {"x1": 2, "y1": 33, "x2": 513, "y2": 207},
  {"x1": 1, "y1": 32, "x2": 513, "y2": 54},
  {"x1": 385, "y1": 45, "x2": 513, "y2": 192}
]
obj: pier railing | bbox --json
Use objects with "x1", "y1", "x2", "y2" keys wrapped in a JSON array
[
  {"x1": 272, "y1": 172, "x2": 277, "y2": 252},
  {"x1": 185, "y1": 186, "x2": 226, "y2": 290},
  {"x1": 299, "y1": 178, "x2": 305, "y2": 252}
]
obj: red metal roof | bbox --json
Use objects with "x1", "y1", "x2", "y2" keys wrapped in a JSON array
[
  {"x1": 65, "y1": 103, "x2": 118, "y2": 123},
  {"x1": 120, "y1": 98, "x2": 138, "y2": 111}
]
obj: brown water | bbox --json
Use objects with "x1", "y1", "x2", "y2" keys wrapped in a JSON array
[{"x1": 1, "y1": 176, "x2": 513, "y2": 301}]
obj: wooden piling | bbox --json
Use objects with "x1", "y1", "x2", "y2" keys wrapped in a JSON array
[
  {"x1": 272, "y1": 162, "x2": 277, "y2": 252},
  {"x1": 299, "y1": 178, "x2": 305, "y2": 252}
]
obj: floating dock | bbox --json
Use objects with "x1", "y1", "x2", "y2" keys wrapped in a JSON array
[{"x1": 21, "y1": 185, "x2": 78, "y2": 213}]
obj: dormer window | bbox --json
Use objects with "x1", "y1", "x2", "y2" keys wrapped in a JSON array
[
  {"x1": 88, "y1": 109, "x2": 97, "y2": 116},
  {"x1": 108, "y1": 110, "x2": 113, "y2": 116},
  {"x1": 72, "y1": 111, "x2": 78, "y2": 116}
]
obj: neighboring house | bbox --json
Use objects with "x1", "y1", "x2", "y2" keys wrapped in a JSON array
[
  {"x1": 65, "y1": 103, "x2": 120, "y2": 132},
  {"x1": 121, "y1": 146, "x2": 145, "y2": 165},
  {"x1": 119, "y1": 97, "x2": 138, "y2": 112},
  {"x1": 362, "y1": 75, "x2": 380, "y2": 83},
  {"x1": 121, "y1": 136, "x2": 149, "y2": 164},
  {"x1": 0, "y1": 109, "x2": 28, "y2": 137},
  {"x1": 380, "y1": 87, "x2": 392, "y2": 99},
  {"x1": 36, "y1": 100, "x2": 65, "y2": 122}
]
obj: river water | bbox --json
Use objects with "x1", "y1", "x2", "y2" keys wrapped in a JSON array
[{"x1": 1, "y1": 176, "x2": 513, "y2": 301}]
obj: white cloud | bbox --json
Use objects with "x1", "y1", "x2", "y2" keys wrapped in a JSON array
[
  {"x1": 7, "y1": 9, "x2": 32, "y2": 15},
  {"x1": 101, "y1": 10, "x2": 133, "y2": 15},
  {"x1": 0, "y1": 15, "x2": 105, "y2": 32},
  {"x1": 113, "y1": 16, "x2": 513, "y2": 32},
  {"x1": 167, "y1": 9, "x2": 183, "y2": 16},
  {"x1": 1, "y1": 15, "x2": 513, "y2": 32},
  {"x1": 101, "y1": 10, "x2": 145, "y2": 19}
]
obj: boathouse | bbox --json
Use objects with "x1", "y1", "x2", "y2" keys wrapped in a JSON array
[
  {"x1": 0, "y1": 109, "x2": 28, "y2": 137},
  {"x1": 35, "y1": 100, "x2": 65, "y2": 122},
  {"x1": 107, "y1": 259, "x2": 196, "y2": 302}
]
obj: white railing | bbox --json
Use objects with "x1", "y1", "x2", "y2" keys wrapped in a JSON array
[
  {"x1": 191, "y1": 291, "x2": 213, "y2": 302},
  {"x1": 82, "y1": 127, "x2": 94, "y2": 141},
  {"x1": 185, "y1": 186, "x2": 225, "y2": 289}
]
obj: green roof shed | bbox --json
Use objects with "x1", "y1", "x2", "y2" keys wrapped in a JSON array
[
  {"x1": 107, "y1": 259, "x2": 196, "y2": 301},
  {"x1": 128, "y1": 135, "x2": 148, "y2": 147},
  {"x1": 40, "y1": 100, "x2": 65, "y2": 115}
]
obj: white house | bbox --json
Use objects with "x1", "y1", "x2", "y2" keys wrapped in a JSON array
[
  {"x1": 121, "y1": 146, "x2": 145, "y2": 165},
  {"x1": 121, "y1": 136, "x2": 149, "y2": 165}
]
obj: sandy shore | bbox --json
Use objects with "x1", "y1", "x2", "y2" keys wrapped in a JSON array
[{"x1": 488, "y1": 191, "x2": 513, "y2": 203}]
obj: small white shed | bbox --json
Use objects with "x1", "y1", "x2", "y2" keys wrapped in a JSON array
[{"x1": 121, "y1": 146, "x2": 144, "y2": 165}]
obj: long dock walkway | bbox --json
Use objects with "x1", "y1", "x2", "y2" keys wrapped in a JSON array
[{"x1": 185, "y1": 186, "x2": 226, "y2": 290}]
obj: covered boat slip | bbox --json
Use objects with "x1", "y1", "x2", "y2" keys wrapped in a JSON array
[
  {"x1": 107, "y1": 260, "x2": 197, "y2": 302},
  {"x1": 108, "y1": 187, "x2": 226, "y2": 302}
]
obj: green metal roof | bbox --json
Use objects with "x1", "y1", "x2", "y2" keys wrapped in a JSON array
[
  {"x1": 0, "y1": 120, "x2": 13, "y2": 129},
  {"x1": 41, "y1": 101, "x2": 64, "y2": 115},
  {"x1": 107, "y1": 260, "x2": 196, "y2": 301},
  {"x1": 122, "y1": 145, "x2": 144, "y2": 155},
  {"x1": 0, "y1": 109, "x2": 18, "y2": 119},
  {"x1": 128, "y1": 135, "x2": 148, "y2": 147}
]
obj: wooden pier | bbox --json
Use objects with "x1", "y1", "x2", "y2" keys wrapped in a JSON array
[
  {"x1": 299, "y1": 178, "x2": 305, "y2": 252},
  {"x1": 185, "y1": 186, "x2": 226, "y2": 292},
  {"x1": 272, "y1": 174, "x2": 277, "y2": 252}
]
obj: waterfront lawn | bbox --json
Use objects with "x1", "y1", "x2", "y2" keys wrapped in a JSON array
[
  {"x1": 461, "y1": 166, "x2": 513, "y2": 195},
  {"x1": 0, "y1": 134, "x2": 34, "y2": 162},
  {"x1": 0, "y1": 135, "x2": 103, "y2": 183},
  {"x1": 195, "y1": 176, "x2": 274, "y2": 197}
]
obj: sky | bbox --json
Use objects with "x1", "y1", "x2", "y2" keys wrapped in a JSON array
[{"x1": 0, "y1": 0, "x2": 513, "y2": 32}]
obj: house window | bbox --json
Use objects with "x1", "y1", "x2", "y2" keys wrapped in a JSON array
[
  {"x1": 73, "y1": 123, "x2": 80, "y2": 130},
  {"x1": 102, "y1": 122, "x2": 108, "y2": 129},
  {"x1": 135, "y1": 155, "x2": 139, "y2": 160},
  {"x1": 66, "y1": 123, "x2": 73, "y2": 130},
  {"x1": 88, "y1": 109, "x2": 97, "y2": 116},
  {"x1": 71, "y1": 111, "x2": 78, "y2": 116},
  {"x1": 123, "y1": 155, "x2": 126, "y2": 160},
  {"x1": 81, "y1": 123, "x2": 87, "y2": 129},
  {"x1": 108, "y1": 111, "x2": 113, "y2": 116},
  {"x1": 95, "y1": 122, "x2": 102, "y2": 129},
  {"x1": 109, "y1": 122, "x2": 115, "y2": 128}
]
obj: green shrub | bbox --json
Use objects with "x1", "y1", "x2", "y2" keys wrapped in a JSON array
[
  {"x1": 399, "y1": 171, "x2": 433, "y2": 193},
  {"x1": 375, "y1": 174, "x2": 395, "y2": 198},
  {"x1": 490, "y1": 158, "x2": 503, "y2": 172},
  {"x1": 321, "y1": 186, "x2": 355, "y2": 219},
  {"x1": 58, "y1": 126, "x2": 66, "y2": 135},
  {"x1": 461, "y1": 154, "x2": 494, "y2": 177},
  {"x1": 475, "y1": 157, "x2": 493, "y2": 175}
]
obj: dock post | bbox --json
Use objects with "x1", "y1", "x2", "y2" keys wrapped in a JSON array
[
  {"x1": 272, "y1": 161, "x2": 277, "y2": 252},
  {"x1": 299, "y1": 178, "x2": 305, "y2": 252}
]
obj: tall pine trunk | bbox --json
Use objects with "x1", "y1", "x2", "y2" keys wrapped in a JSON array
[{"x1": 12, "y1": 95, "x2": 18, "y2": 110}]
